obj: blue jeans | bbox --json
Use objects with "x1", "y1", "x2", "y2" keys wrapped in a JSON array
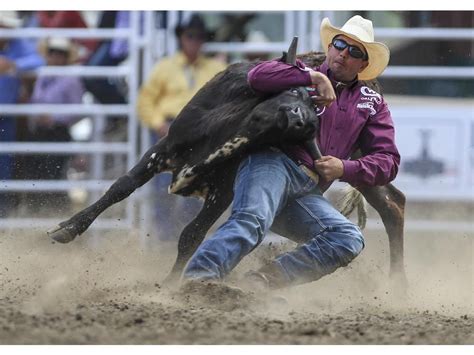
[{"x1": 183, "y1": 149, "x2": 365, "y2": 287}]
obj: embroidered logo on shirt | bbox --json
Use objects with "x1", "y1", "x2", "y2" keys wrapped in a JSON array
[
  {"x1": 357, "y1": 101, "x2": 377, "y2": 116},
  {"x1": 305, "y1": 86, "x2": 326, "y2": 116},
  {"x1": 315, "y1": 105, "x2": 326, "y2": 116},
  {"x1": 360, "y1": 86, "x2": 382, "y2": 104}
]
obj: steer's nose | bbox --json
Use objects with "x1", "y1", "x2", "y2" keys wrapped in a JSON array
[
  {"x1": 291, "y1": 107, "x2": 301, "y2": 117},
  {"x1": 288, "y1": 106, "x2": 305, "y2": 128}
]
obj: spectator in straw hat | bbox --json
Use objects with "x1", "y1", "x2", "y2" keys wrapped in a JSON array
[
  {"x1": 0, "y1": 11, "x2": 45, "y2": 217},
  {"x1": 183, "y1": 15, "x2": 400, "y2": 291},
  {"x1": 21, "y1": 37, "x2": 85, "y2": 212},
  {"x1": 37, "y1": 11, "x2": 98, "y2": 61},
  {"x1": 31, "y1": 37, "x2": 84, "y2": 128}
]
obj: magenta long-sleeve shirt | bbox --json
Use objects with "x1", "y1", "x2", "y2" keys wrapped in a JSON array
[{"x1": 247, "y1": 60, "x2": 400, "y2": 189}]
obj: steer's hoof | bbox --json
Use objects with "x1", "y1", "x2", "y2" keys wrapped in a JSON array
[
  {"x1": 162, "y1": 272, "x2": 181, "y2": 289},
  {"x1": 47, "y1": 225, "x2": 76, "y2": 244}
]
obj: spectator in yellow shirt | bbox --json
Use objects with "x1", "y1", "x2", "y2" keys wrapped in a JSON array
[
  {"x1": 137, "y1": 14, "x2": 226, "y2": 136},
  {"x1": 137, "y1": 14, "x2": 227, "y2": 241}
]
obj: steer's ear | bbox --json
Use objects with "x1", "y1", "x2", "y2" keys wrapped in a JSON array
[{"x1": 284, "y1": 36, "x2": 298, "y2": 65}]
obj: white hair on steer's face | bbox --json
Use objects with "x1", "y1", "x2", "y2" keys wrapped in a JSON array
[{"x1": 204, "y1": 136, "x2": 249, "y2": 164}]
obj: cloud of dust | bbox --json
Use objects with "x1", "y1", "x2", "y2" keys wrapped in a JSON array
[
  {"x1": 236, "y1": 229, "x2": 473, "y2": 318},
  {"x1": 0, "y1": 226, "x2": 472, "y2": 318},
  {"x1": 0, "y1": 229, "x2": 178, "y2": 315}
]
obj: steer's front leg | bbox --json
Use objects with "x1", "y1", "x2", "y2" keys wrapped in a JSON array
[
  {"x1": 164, "y1": 168, "x2": 236, "y2": 286},
  {"x1": 47, "y1": 140, "x2": 168, "y2": 243}
]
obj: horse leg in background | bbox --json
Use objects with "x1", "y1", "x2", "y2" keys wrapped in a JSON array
[
  {"x1": 164, "y1": 170, "x2": 235, "y2": 286},
  {"x1": 359, "y1": 184, "x2": 408, "y2": 291},
  {"x1": 47, "y1": 140, "x2": 169, "y2": 243}
]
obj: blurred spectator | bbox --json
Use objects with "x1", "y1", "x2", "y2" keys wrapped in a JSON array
[
  {"x1": 137, "y1": 14, "x2": 226, "y2": 241},
  {"x1": 0, "y1": 11, "x2": 45, "y2": 217},
  {"x1": 83, "y1": 11, "x2": 133, "y2": 105},
  {"x1": 137, "y1": 14, "x2": 226, "y2": 134},
  {"x1": 17, "y1": 11, "x2": 40, "y2": 49},
  {"x1": 37, "y1": 11, "x2": 98, "y2": 62},
  {"x1": 212, "y1": 14, "x2": 256, "y2": 42},
  {"x1": 108, "y1": 11, "x2": 144, "y2": 61},
  {"x1": 17, "y1": 11, "x2": 40, "y2": 27},
  {"x1": 244, "y1": 30, "x2": 271, "y2": 62},
  {"x1": 83, "y1": 11, "x2": 145, "y2": 153},
  {"x1": 22, "y1": 37, "x2": 85, "y2": 212}
]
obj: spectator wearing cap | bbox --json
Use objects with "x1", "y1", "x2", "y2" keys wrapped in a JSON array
[
  {"x1": 0, "y1": 11, "x2": 45, "y2": 217},
  {"x1": 137, "y1": 14, "x2": 226, "y2": 135},
  {"x1": 136, "y1": 14, "x2": 227, "y2": 241},
  {"x1": 37, "y1": 11, "x2": 98, "y2": 61},
  {"x1": 30, "y1": 37, "x2": 84, "y2": 129},
  {"x1": 22, "y1": 37, "x2": 85, "y2": 211}
]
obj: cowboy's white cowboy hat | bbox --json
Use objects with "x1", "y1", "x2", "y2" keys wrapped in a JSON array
[
  {"x1": 0, "y1": 11, "x2": 22, "y2": 28},
  {"x1": 320, "y1": 15, "x2": 390, "y2": 80}
]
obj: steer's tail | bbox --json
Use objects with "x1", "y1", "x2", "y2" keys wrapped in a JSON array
[{"x1": 339, "y1": 186, "x2": 367, "y2": 230}]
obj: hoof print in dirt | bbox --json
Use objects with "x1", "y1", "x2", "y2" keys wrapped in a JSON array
[{"x1": 177, "y1": 280, "x2": 257, "y2": 312}]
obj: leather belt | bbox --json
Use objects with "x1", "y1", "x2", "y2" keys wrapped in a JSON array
[{"x1": 299, "y1": 165, "x2": 320, "y2": 184}]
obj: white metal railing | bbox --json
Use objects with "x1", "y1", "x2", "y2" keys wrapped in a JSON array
[
  {"x1": 1, "y1": 180, "x2": 116, "y2": 192},
  {"x1": 375, "y1": 27, "x2": 474, "y2": 40},
  {"x1": 383, "y1": 66, "x2": 474, "y2": 78},
  {"x1": 1, "y1": 104, "x2": 128, "y2": 115},
  {"x1": 203, "y1": 42, "x2": 290, "y2": 53},
  {"x1": 367, "y1": 219, "x2": 473, "y2": 232},
  {"x1": 1, "y1": 142, "x2": 129, "y2": 154},
  {"x1": 31, "y1": 66, "x2": 130, "y2": 77},
  {"x1": 0, "y1": 28, "x2": 131, "y2": 39},
  {"x1": 0, "y1": 218, "x2": 130, "y2": 230}
]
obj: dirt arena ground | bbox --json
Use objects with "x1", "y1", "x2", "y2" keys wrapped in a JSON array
[{"x1": 0, "y1": 202, "x2": 472, "y2": 345}]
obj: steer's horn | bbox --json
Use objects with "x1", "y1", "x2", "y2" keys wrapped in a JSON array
[{"x1": 283, "y1": 36, "x2": 298, "y2": 65}]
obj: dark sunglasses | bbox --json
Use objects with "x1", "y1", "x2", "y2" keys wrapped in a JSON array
[{"x1": 331, "y1": 38, "x2": 368, "y2": 60}]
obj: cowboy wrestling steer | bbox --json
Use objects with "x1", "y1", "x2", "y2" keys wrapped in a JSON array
[{"x1": 48, "y1": 38, "x2": 407, "y2": 289}]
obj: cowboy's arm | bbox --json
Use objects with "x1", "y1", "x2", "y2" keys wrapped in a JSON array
[
  {"x1": 340, "y1": 101, "x2": 400, "y2": 187},
  {"x1": 247, "y1": 59, "x2": 312, "y2": 94},
  {"x1": 248, "y1": 59, "x2": 335, "y2": 107}
]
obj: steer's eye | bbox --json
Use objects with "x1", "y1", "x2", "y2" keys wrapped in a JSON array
[{"x1": 290, "y1": 88, "x2": 299, "y2": 95}]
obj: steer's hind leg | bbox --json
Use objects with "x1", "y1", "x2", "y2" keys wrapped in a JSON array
[
  {"x1": 359, "y1": 184, "x2": 408, "y2": 291},
  {"x1": 48, "y1": 140, "x2": 169, "y2": 243},
  {"x1": 164, "y1": 173, "x2": 234, "y2": 286}
]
